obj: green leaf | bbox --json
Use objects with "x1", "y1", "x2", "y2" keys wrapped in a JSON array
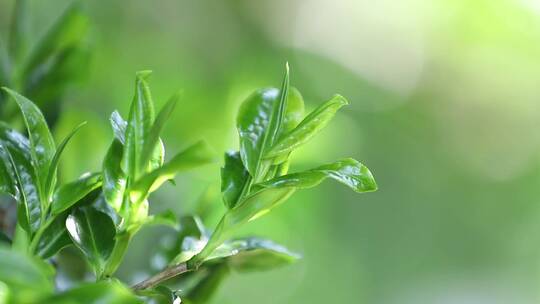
[
  {"x1": 8, "y1": 0, "x2": 30, "y2": 63},
  {"x1": 22, "y1": 3, "x2": 88, "y2": 78},
  {"x1": 51, "y1": 172, "x2": 102, "y2": 215},
  {"x1": 221, "y1": 151, "x2": 249, "y2": 209},
  {"x1": 44, "y1": 281, "x2": 142, "y2": 304},
  {"x1": 190, "y1": 187, "x2": 295, "y2": 265},
  {"x1": 0, "y1": 246, "x2": 54, "y2": 302},
  {"x1": 103, "y1": 139, "x2": 127, "y2": 215},
  {"x1": 0, "y1": 125, "x2": 41, "y2": 233},
  {"x1": 66, "y1": 206, "x2": 116, "y2": 276},
  {"x1": 215, "y1": 238, "x2": 300, "y2": 272},
  {"x1": 140, "y1": 93, "x2": 178, "y2": 172},
  {"x1": 266, "y1": 94, "x2": 348, "y2": 159},
  {"x1": 0, "y1": 143, "x2": 17, "y2": 198},
  {"x1": 141, "y1": 210, "x2": 178, "y2": 229},
  {"x1": 236, "y1": 65, "x2": 290, "y2": 181},
  {"x1": 130, "y1": 141, "x2": 214, "y2": 203},
  {"x1": 123, "y1": 71, "x2": 155, "y2": 179},
  {"x1": 2, "y1": 88, "x2": 55, "y2": 199},
  {"x1": 183, "y1": 263, "x2": 229, "y2": 304},
  {"x1": 45, "y1": 121, "x2": 86, "y2": 200},
  {"x1": 110, "y1": 110, "x2": 127, "y2": 144},
  {"x1": 259, "y1": 158, "x2": 377, "y2": 193},
  {"x1": 36, "y1": 213, "x2": 71, "y2": 259}
]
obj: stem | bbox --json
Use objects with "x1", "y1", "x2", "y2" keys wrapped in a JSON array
[
  {"x1": 132, "y1": 262, "x2": 191, "y2": 290},
  {"x1": 28, "y1": 215, "x2": 55, "y2": 253},
  {"x1": 103, "y1": 232, "x2": 131, "y2": 277}
]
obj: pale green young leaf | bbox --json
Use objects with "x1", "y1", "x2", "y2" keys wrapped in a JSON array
[
  {"x1": 123, "y1": 71, "x2": 155, "y2": 179},
  {"x1": 258, "y1": 158, "x2": 377, "y2": 193},
  {"x1": 110, "y1": 110, "x2": 127, "y2": 144},
  {"x1": 66, "y1": 207, "x2": 116, "y2": 276},
  {"x1": 45, "y1": 121, "x2": 87, "y2": 200},
  {"x1": 103, "y1": 139, "x2": 127, "y2": 215},
  {"x1": 236, "y1": 65, "x2": 290, "y2": 181},
  {"x1": 130, "y1": 141, "x2": 214, "y2": 203},
  {"x1": 51, "y1": 172, "x2": 102, "y2": 215},
  {"x1": 190, "y1": 187, "x2": 295, "y2": 266},
  {"x1": 266, "y1": 95, "x2": 348, "y2": 159},
  {"x1": 207, "y1": 237, "x2": 300, "y2": 272},
  {"x1": 140, "y1": 93, "x2": 178, "y2": 172}
]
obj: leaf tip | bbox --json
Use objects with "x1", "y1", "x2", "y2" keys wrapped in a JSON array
[{"x1": 135, "y1": 70, "x2": 153, "y2": 81}]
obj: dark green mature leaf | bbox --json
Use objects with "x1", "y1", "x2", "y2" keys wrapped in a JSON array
[
  {"x1": 266, "y1": 95, "x2": 348, "y2": 159},
  {"x1": 44, "y1": 281, "x2": 142, "y2": 304},
  {"x1": 140, "y1": 93, "x2": 178, "y2": 171},
  {"x1": 0, "y1": 245, "x2": 54, "y2": 302},
  {"x1": 2, "y1": 88, "x2": 55, "y2": 198},
  {"x1": 0, "y1": 142, "x2": 17, "y2": 198},
  {"x1": 259, "y1": 158, "x2": 377, "y2": 193},
  {"x1": 8, "y1": 0, "x2": 30, "y2": 63},
  {"x1": 236, "y1": 66, "x2": 290, "y2": 181},
  {"x1": 0, "y1": 125, "x2": 41, "y2": 233},
  {"x1": 51, "y1": 172, "x2": 102, "y2": 215},
  {"x1": 221, "y1": 151, "x2": 249, "y2": 209},
  {"x1": 36, "y1": 213, "x2": 71, "y2": 259},
  {"x1": 123, "y1": 71, "x2": 155, "y2": 179},
  {"x1": 66, "y1": 207, "x2": 116, "y2": 276},
  {"x1": 103, "y1": 139, "x2": 127, "y2": 215},
  {"x1": 130, "y1": 141, "x2": 214, "y2": 203},
  {"x1": 45, "y1": 121, "x2": 86, "y2": 200},
  {"x1": 22, "y1": 3, "x2": 88, "y2": 77}
]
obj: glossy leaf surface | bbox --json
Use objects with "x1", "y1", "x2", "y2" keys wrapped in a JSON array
[
  {"x1": 2, "y1": 88, "x2": 55, "y2": 195},
  {"x1": 66, "y1": 207, "x2": 116, "y2": 275},
  {"x1": 0, "y1": 125, "x2": 41, "y2": 233},
  {"x1": 140, "y1": 93, "x2": 178, "y2": 171},
  {"x1": 259, "y1": 158, "x2": 377, "y2": 193},
  {"x1": 266, "y1": 95, "x2": 348, "y2": 159},
  {"x1": 123, "y1": 71, "x2": 154, "y2": 179},
  {"x1": 51, "y1": 172, "x2": 102, "y2": 215},
  {"x1": 220, "y1": 151, "x2": 249, "y2": 209},
  {"x1": 103, "y1": 139, "x2": 127, "y2": 214},
  {"x1": 36, "y1": 213, "x2": 71, "y2": 259}
]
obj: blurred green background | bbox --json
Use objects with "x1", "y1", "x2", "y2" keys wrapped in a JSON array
[{"x1": 3, "y1": 0, "x2": 540, "y2": 303}]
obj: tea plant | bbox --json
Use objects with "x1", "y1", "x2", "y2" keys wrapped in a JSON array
[{"x1": 0, "y1": 65, "x2": 377, "y2": 303}]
